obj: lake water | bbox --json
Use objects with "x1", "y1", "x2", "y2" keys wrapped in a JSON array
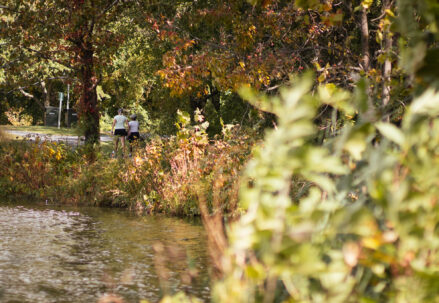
[{"x1": 0, "y1": 203, "x2": 210, "y2": 302}]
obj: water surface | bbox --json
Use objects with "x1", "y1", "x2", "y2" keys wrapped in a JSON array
[{"x1": 0, "y1": 203, "x2": 210, "y2": 302}]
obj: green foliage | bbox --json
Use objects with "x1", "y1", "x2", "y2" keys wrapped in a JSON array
[
  {"x1": 201, "y1": 70, "x2": 439, "y2": 302},
  {"x1": 219, "y1": 91, "x2": 251, "y2": 124},
  {"x1": 99, "y1": 112, "x2": 114, "y2": 133},
  {"x1": 204, "y1": 100, "x2": 222, "y2": 137},
  {"x1": 397, "y1": 0, "x2": 439, "y2": 88},
  {"x1": 158, "y1": 2, "x2": 439, "y2": 301}
]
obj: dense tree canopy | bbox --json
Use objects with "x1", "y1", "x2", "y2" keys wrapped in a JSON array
[{"x1": 1, "y1": 0, "x2": 438, "y2": 140}]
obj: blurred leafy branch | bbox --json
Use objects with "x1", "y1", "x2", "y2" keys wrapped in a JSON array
[{"x1": 160, "y1": 0, "x2": 439, "y2": 302}]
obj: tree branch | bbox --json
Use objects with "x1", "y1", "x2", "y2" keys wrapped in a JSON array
[
  {"x1": 24, "y1": 47, "x2": 73, "y2": 69},
  {"x1": 19, "y1": 87, "x2": 45, "y2": 110},
  {"x1": 370, "y1": 0, "x2": 395, "y2": 22},
  {"x1": 98, "y1": 0, "x2": 120, "y2": 20},
  {"x1": 19, "y1": 87, "x2": 35, "y2": 99},
  {"x1": 0, "y1": 5, "x2": 13, "y2": 11},
  {"x1": 7, "y1": 77, "x2": 78, "y2": 95}
]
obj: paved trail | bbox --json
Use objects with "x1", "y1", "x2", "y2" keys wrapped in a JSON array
[{"x1": 4, "y1": 130, "x2": 113, "y2": 146}]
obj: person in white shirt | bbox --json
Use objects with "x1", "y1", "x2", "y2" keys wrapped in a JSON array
[
  {"x1": 111, "y1": 108, "x2": 128, "y2": 156},
  {"x1": 127, "y1": 114, "x2": 140, "y2": 155}
]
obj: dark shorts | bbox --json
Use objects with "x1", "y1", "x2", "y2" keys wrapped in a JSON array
[
  {"x1": 128, "y1": 132, "x2": 140, "y2": 142},
  {"x1": 114, "y1": 129, "x2": 127, "y2": 136}
]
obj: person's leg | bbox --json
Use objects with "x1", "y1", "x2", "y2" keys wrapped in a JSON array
[
  {"x1": 120, "y1": 136, "x2": 126, "y2": 155},
  {"x1": 114, "y1": 136, "x2": 119, "y2": 153},
  {"x1": 131, "y1": 134, "x2": 139, "y2": 153},
  {"x1": 128, "y1": 134, "x2": 136, "y2": 153},
  {"x1": 127, "y1": 135, "x2": 132, "y2": 153}
]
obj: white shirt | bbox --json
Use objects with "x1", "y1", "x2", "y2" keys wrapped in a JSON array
[
  {"x1": 114, "y1": 115, "x2": 127, "y2": 129},
  {"x1": 129, "y1": 120, "x2": 139, "y2": 132}
]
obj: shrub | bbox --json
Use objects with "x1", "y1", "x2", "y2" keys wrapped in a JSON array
[
  {"x1": 208, "y1": 75, "x2": 439, "y2": 303},
  {"x1": 113, "y1": 109, "x2": 254, "y2": 216},
  {"x1": 4, "y1": 107, "x2": 34, "y2": 126},
  {"x1": 0, "y1": 138, "x2": 79, "y2": 199}
]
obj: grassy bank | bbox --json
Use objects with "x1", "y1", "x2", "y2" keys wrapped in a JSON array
[
  {"x1": 0, "y1": 124, "x2": 254, "y2": 217},
  {"x1": 0, "y1": 125, "x2": 82, "y2": 137}
]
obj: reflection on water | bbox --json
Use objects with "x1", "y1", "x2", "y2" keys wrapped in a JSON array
[{"x1": 0, "y1": 204, "x2": 210, "y2": 303}]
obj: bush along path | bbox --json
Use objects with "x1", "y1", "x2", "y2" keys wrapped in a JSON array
[{"x1": 0, "y1": 111, "x2": 255, "y2": 217}]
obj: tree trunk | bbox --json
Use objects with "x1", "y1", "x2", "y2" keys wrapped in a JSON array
[
  {"x1": 382, "y1": 39, "x2": 392, "y2": 107},
  {"x1": 358, "y1": 5, "x2": 376, "y2": 121},
  {"x1": 41, "y1": 80, "x2": 52, "y2": 125},
  {"x1": 382, "y1": 0, "x2": 393, "y2": 108},
  {"x1": 360, "y1": 6, "x2": 370, "y2": 72},
  {"x1": 41, "y1": 80, "x2": 53, "y2": 108},
  {"x1": 78, "y1": 43, "x2": 100, "y2": 146}
]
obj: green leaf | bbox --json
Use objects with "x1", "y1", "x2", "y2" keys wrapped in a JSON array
[
  {"x1": 400, "y1": 42, "x2": 427, "y2": 75},
  {"x1": 354, "y1": 78, "x2": 370, "y2": 113},
  {"x1": 176, "y1": 109, "x2": 191, "y2": 127},
  {"x1": 238, "y1": 85, "x2": 278, "y2": 114},
  {"x1": 295, "y1": 0, "x2": 320, "y2": 10},
  {"x1": 318, "y1": 83, "x2": 355, "y2": 115},
  {"x1": 376, "y1": 122, "x2": 405, "y2": 146},
  {"x1": 409, "y1": 89, "x2": 439, "y2": 117},
  {"x1": 341, "y1": 124, "x2": 373, "y2": 160}
]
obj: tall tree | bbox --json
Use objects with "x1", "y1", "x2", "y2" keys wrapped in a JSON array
[{"x1": 0, "y1": 0, "x2": 134, "y2": 144}]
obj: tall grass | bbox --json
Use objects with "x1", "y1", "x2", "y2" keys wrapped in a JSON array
[{"x1": 0, "y1": 128, "x2": 254, "y2": 217}]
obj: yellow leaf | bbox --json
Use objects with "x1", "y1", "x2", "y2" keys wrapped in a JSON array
[
  {"x1": 362, "y1": 235, "x2": 381, "y2": 250},
  {"x1": 385, "y1": 9, "x2": 395, "y2": 17},
  {"x1": 361, "y1": 0, "x2": 373, "y2": 9}
]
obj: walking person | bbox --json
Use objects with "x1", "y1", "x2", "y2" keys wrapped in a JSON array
[
  {"x1": 111, "y1": 108, "x2": 128, "y2": 157},
  {"x1": 127, "y1": 114, "x2": 140, "y2": 156}
]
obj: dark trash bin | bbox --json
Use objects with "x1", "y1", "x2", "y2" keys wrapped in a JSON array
[
  {"x1": 65, "y1": 109, "x2": 78, "y2": 127},
  {"x1": 45, "y1": 107, "x2": 59, "y2": 127}
]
